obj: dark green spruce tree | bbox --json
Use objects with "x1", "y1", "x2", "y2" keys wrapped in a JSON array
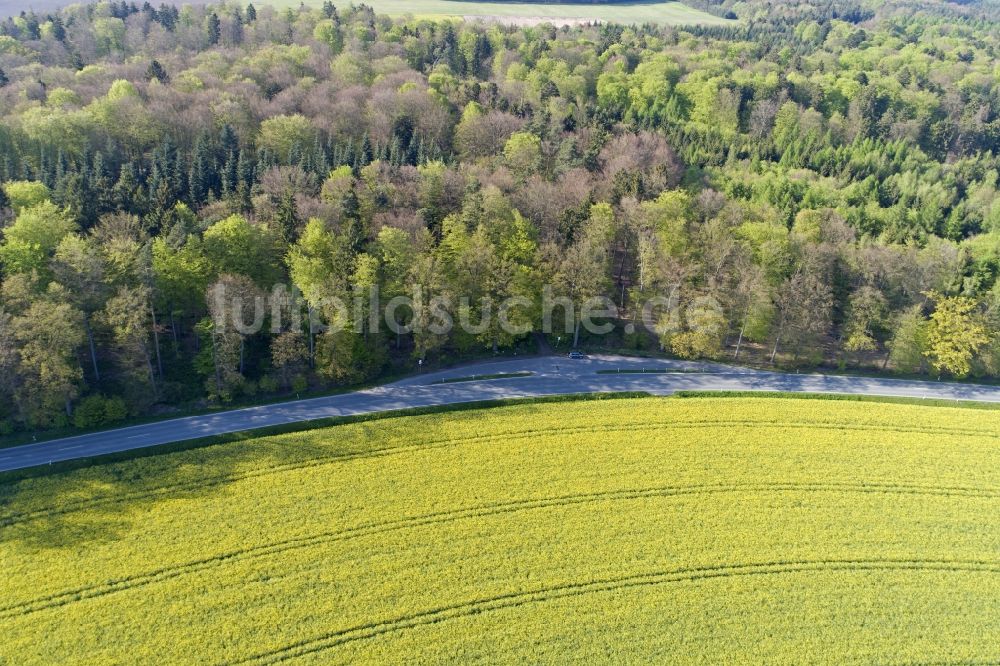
[
  {"x1": 206, "y1": 12, "x2": 221, "y2": 45},
  {"x1": 145, "y1": 59, "x2": 169, "y2": 83},
  {"x1": 49, "y1": 15, "x2": 66, "y2": 41},
  {"x1": 188, "y1": 135, "x2": 214, "y2": 206}
]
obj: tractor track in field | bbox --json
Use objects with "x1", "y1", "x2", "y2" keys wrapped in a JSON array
[
  {"x1": 229, "y1": 557, "x2": 1000, "y2": 664},
  {"x1": 3, "y1": 418, "x2": 997, "y2": 529},
  {"x1": 5, "y1": 480, "x2": 1000, "y2": 621}
]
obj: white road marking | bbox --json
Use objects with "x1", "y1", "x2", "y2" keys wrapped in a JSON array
[{"x1": 2, "y1": 353, "x2": 999, "y2": 473}]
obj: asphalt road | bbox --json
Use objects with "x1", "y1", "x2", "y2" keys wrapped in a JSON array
[{"x1": 3, "y1": 354, "x2": 1000, "y2": 473}]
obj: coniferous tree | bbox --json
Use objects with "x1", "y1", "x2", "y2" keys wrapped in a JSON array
[
  {"x1": 234, "y1": 148, "x2": 254, "y2": 211},
  {"x1": 219, "y1": 124, "x2": 238, "y2": 157},
  {"x1": 157, "y1": 3, "x2": 177, "y2": 30},
  {"x1": 189, "y1": 136, "x2": 213, "y2": 206},
  {"x1": 388, "y1": 136, "x2": 402, "y2": 167},
  {"x1": 357, "y1": 133, "x2": 373, "y2": 169},
  {"x1": 219, "y1": 124, "x2": 239, "y2": 195},
  {"x1": 54, "y1": 168, "x2": 87, "y2": 222},
  {"x1": 90, "y1": 151, "x2": 114, "y2": 219},
  {"x1": 23, "y1": 12, "x2": 41, "y2": 39},
  {"x1": 310, "y1": 136, "x2": 328, "y2": 175},
  {"x1": 49, "y1": 15, "x2": 66, "y2": 41},
  {"x1": 206, "y1": 12, "x2": 221, "y2": 45},
  {"x1": 404, "y1": 133, "x2": 418, "y2": 166},
  {"x1": 288, "y1": 142, "x2": 303, "y2": 167},
  {"x1": 150, "y1": 135, "x2": 182, "y2": 211},
  {"x1": 275, "y1": 189, "x2": 300, "y2": 241},
  {"x1": 145, "y1": 59, "x2": 169, "y2": 83},
  {"x1": 340, "y1": 139, "x2": 355, "y2": 168},
  {"x1": 341, "y1": 188, "x2": 365, "y2": 253},
  {"x1": 230, "y1": 10, "x2": 244, "y2": 44},
  {"x1": 38, "y1": 148, "x2": 52, "y2": 188},
  {"x1": 113, "y1": 163, "x2": 146, "y2": 215}
]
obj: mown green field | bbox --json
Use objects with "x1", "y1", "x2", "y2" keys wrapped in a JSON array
[
  {"x1": 319, "y1": 1, "x2": 731, "y2": 25},
  {"x1": 3, "y1": 397, "x2": 1000, "y2": 663}
]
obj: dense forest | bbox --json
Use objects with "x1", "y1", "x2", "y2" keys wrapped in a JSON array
[{"x1": 2, "y1": 0, "x2": 1000, "y2": 433}]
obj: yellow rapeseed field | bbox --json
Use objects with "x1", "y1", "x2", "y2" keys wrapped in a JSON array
[{"x1": 3, "y1": 397, "x2": 1000, "y2": 664}]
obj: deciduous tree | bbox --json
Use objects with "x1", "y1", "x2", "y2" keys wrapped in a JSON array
[
  {"x1": 924, "y1": 293, "x2": 989, "y2": 378},
  {"x1": 11, "y1": 298, "x2": 85, "y2": 427}
]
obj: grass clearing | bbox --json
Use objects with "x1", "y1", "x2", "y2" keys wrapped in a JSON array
[
  {"x1": 5, "y1": 0, "x2": 734, "y2": 25},
  {"x1": 435, "y1": 371, "x2": 534, "y2": 383},
  {"x1": 597, "y1": 367, "x2": 700, "y2": 374},
  {"x1": 674, "y1": 389, "x2": 1000, "y2": 410},
  {"x1": 334, "y1": 1, "x2": 731, "y2": 26},
  {"x1": 3, "y1": 397, "x2": 1000, "y2": 662}
]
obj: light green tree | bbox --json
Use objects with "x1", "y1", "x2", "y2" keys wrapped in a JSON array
[
  {"x1": 101, "y1": 286, "x2": 159, "y2": 404},
  {"x1": 670, "y1": 296, "x2": 727, "y2": 360},
  {"x1": 2, "y1": 181, "x2": 51, "y2": 214},
  {"x1": 11, "y1": 298, "x2": 85, "y2": 427},
  {"x1": 92, "y1": 17, "x2": 125, "y2": 55},
  {"x1": 924, "y1": 293, "x2": 989, "y2": 378},
  {"x1": 258, "y1": 114, "x2": 316, "y2": 162},
  {"x1": 888, "y1": 305, "x2": 929, "y2": 374},
  {"x1": 53, "y1": 234, "x2": 109, "y2": 382},
  {"x1": 203, "y1": 215, "x2": 282, "y2": 285},
  {"x1": 641, "y1": 190, "x2": 694, "y2": 258},
  {"x1": 287, "y1": 218, "x2": 353, "y2": 366},
  {"x1": 0, "y1": 202, "x2": 78, "y2": 275},
  {"x1": 408, "y1": 251, "x2": 450, "y2": 362},
  {"x1": 842, "y1": 285, "x2": 888, "y2": 360},
  {"x1": 553, "y1": 235, "x2": 610, "y2": 348},
  {"x1": 627, "y1": 55, "x2": 681, "y2": 125},
  {"x1": 313, "y1": 19, "x2": 343, "y2": 54},
  {"x1": 503, "y1": 131, "x2": 542, "y2": 180},
  {"x1": 152, "y1": 236, "x2": 212, "y2": 331}
]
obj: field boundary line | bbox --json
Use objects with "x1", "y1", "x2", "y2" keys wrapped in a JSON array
[
  {"x1": 4, "y1": 418, "x2": 997, "y2": 529},
  {"x1": 6, "y1": 481, "x2": 1000, "y2": 620}
]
